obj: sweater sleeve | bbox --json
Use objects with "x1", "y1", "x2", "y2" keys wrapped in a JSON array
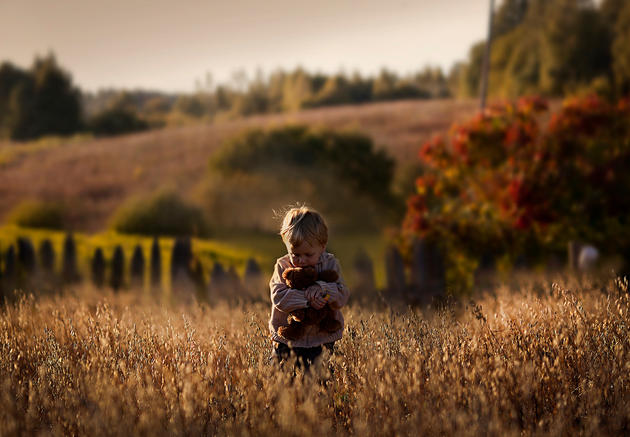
[
  {"x1": 269, "y1": 260, "x2": 309, "y2": 312},
  {"x1": 316, "y1": 256, "x2": 350, "y2": 310}
]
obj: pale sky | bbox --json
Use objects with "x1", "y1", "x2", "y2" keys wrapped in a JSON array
[{"x1": 0, "y1": 0, "x2": 494, "y2": 93}]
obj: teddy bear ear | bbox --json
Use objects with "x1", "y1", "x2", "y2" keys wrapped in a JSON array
[
  {"x1": 308, "y1": 268, "x2": 319, "y2": 281},
  {"x1": 282, "y1": 268, "x2": 296, "y2": 287}
]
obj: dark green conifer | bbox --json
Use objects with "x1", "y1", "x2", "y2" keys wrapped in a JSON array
[
  {"x1": 150, "y1": 237, "x2": 161, "y2": 288},
  {"x1": 17, "y1": 237, "x2": 36, "y2": 275},
  {"x1": 91, "y1": 247, "x2": 106, "y2": 288},
  {"x1": 170, "y1": 237, "x2": 192, "y2": 284},
  {"x1": 62, "y1": 233, "x2": 80, "y2": 284},
  {"x1": 130, "y1": 245, "x2": 145, "y2": 288},
  {"x1": 39, "y1": 239, "x2": 55, "y2": 273},
  {"x1": 110, "y1": 246, "x2": 125, "y2": 291}
]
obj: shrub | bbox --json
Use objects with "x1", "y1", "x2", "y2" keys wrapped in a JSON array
[
  {"x1": 110, "y1": 190, "x2": 208, "y2": 237},
  {"x1": 7, "y1": 200, "x2": 65, "y2": 229},
  {"x1": 88, "y1": 107, "x2": 148, "y2": 137},
  {"x1": 204, "y1": 125, "x2": 398, "y2": 232},
  {"x1": 210, "y1": 125, "x2": 395, "y2": 205},
  {"x1": 401, "y1": 95, "x2": 630, "y2": 290}
]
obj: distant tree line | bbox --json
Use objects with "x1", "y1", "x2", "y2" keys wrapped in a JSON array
[
  {"x1": 0, "y1": 54, "x2": 150, "y2": 140},
  {"x1": 86, "y1": 66, "x2": 452, "y2": 121},
  {"x1": 0, "y1": 55, "x2": 452, "y2": 141},
  {"x1": 455, "y1": 0, "x2": 630, "y2": 98},
  {"x1": 4, "y1": 1, "x2": 629, "y2": 141}
]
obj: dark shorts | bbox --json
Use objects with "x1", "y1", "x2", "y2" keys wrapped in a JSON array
[{"x1": 272, "y1": 341, "x2": 335, "y2": 370}]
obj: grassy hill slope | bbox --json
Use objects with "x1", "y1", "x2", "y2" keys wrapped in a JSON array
[{"x1": 0, "y1": 99, "x2": 479, "y2": 231}]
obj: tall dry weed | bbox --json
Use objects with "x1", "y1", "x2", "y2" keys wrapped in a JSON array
[{"x1": 1, "y1": 276, "x2": 628, "y2": 436}]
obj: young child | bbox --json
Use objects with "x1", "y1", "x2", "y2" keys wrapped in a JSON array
[{"x1": 269, "y1": 206, "x2": 350, "y2": 370}]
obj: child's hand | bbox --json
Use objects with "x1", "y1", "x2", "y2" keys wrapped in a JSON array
[
  {"x1": 310, "y1": 293, "x2": 327, "y2": 309},
  {"x1": 305, "y1": 285, "x2": 327, "y2": 309}
]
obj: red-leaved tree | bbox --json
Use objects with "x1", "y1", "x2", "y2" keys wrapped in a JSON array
[{"x1": 401, "y1": 95, "x2": 630, "y2": 291}]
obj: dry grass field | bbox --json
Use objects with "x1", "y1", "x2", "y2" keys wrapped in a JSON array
[
  {"x1": 1, "y1": 275, "x2": 629, "y2": 436},
  {"x1": 0, "y1": 99, "x2": 479, "y2": 231}
]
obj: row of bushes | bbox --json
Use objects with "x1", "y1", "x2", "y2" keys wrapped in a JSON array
[
  {"x1": 6, "y1": 190, "x2": 206, "y2": 237},
  {"x1": 0, "y1": 233, "x2": 264, "y2": 302},
  {"x1": 1, "y1": 55, "x2": 452, "y2": 141}
]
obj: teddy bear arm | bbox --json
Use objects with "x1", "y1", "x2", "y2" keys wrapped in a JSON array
[
  {"x1": 278, "y1": 322, "x2": 305, "y2": 341},
  {"x1": 290, "y1": 308, "x2": 307, "y2": 322},
  {"x1": 318, "y1": 270, "x2": 339, "y2": 283}
]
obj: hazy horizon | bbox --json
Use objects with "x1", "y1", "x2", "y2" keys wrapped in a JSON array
[{"x1": 1, "y1": 0, "x2": 493, "y2": 93}]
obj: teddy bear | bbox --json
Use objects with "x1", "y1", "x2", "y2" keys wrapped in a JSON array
[{"x1": 277, "y1": 266, "x2": 342, "y2": 341}]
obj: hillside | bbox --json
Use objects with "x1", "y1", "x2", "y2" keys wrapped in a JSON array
[{"x1": 0, "y1": 99, "x2": 479, "y2": 231}]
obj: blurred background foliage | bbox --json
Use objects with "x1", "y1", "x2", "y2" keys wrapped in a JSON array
[
  {"x1": 199, "y1": 125, "x2": 398, "y2": 233},
  {"x1": 7, "y1": 200, "x2": 67, "y2": 230},
  {"x1": 0, "y1": 55, "x2": 81, "y2": 140},
  {"x1": 457, "y1": 0, "x2": 630, "y2": 98},
  {"x1": 86, "y1": 93, "x2": 149, "y2": 137},
  {"x1": 2, "y1": 0, "x2": 629, "y2": 141},
  {"x1": 110, "y1": 189, "x2": 209, "y2": 237},
  {"x1": 401, "y1": 95, "x2": 630, "y2": 291}
]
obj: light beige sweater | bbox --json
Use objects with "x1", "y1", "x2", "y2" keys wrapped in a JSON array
[{"x1": 268, "y1": 252, "x2": 350, "y2": 348}]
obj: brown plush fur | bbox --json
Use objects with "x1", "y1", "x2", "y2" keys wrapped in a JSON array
[{"x1": 277, "y1": 266, "x2": 342, "y2": 341}]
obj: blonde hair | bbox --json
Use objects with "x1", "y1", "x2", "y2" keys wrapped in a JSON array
[{"x1": 279, "y1": 206, "x2": 328, "y2": 247}]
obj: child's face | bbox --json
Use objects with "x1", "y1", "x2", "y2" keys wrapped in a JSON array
[{"x1": 285, "y1": 239, "x2": 325, "y2": 268}]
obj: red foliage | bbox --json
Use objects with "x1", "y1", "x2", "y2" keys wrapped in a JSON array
[{"x1": 402, "y1": 94, "x2": 630, "y2": 265}]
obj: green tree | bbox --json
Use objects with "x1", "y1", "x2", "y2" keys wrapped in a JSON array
[
  {"x1": 281, "y1": 69, "x2": 313, "y2": 111},
  {"x1": 29, "y1": 55, "x2": 82, "y2": 138},
  {"x1": 461, "y1": 41, "x2": 486, "y2": 97},
  {"x1": 174, "y1": 94, "x2": 206, "y2": 118},
  {"x1": 611, "y1": 1, "x2": 630, "y2": 94},
  {"x1": 372, "y1": 69, "x2": 398, "y2": 100},
  {"x1": 0, "y1": 62, "x2": 30, "y2": 137},
  {"x1": 490, "y1": 25, "x2": 543, "y2": 96},
  {"x1": 235, "y1": 70, "x2": 270, "y2": 115},
  {"x1": 493, "y1": 0, "x2": 529, "y2": 38},
  {"x1": 5, "y1": 77, "x2": 37, "y2": 140},
  {"x1": 0, "y1": 54, "x2": 82, "y2": 140},
  {"x1": 539, "y1": 0, "x2": 609, "y2": 94},
  {"x1": 312, "y1": 75, "x2": 352, "y2": 106}
]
